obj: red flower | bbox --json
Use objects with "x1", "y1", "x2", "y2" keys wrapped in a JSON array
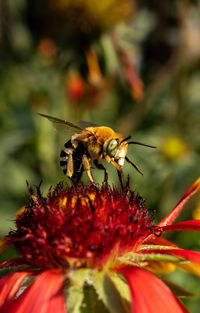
[
  {"x1": 0, "y1": 179, "x2": 200, "y2": 313},
  {"x1": 66, "y1": 73, "x2": 86, "y2": 104}
]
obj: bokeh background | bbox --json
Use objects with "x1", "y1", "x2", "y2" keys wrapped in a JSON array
[{"x1": 0, "y1": 0, "x2": 200, "y2": 311}]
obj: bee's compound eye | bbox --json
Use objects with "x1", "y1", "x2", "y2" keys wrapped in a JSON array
[{"x1": 107, "y1": 139, "x2": 118, "y2": 156}]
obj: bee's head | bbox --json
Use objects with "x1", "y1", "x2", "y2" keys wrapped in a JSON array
[
  {"x1": 104, "y1": 138, "x2": 128, "y2": 168},
  {"x1": 104, "y1": 135, "x2": 156, "y2": 173}
]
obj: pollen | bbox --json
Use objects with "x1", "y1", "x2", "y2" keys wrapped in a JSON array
[
  {"x1": 71, "y1": 195, "x2": 78, "y2": 208},
  {"x1": 75, "y1": 261, "x2": 82, "y2": 268},
  {"x1": 59, "y1": 196, "x2": 67, "y2": 208},
  {"x1": 88, "y1": 193, "x2": 95, "y2": 201},
  {"x1": 81, "y1": 197, "x2": 89, "y2": 206}
]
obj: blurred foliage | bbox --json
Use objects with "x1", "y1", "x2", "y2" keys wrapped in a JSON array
[{"x1": 0, "y1": 0, "x2": 200, "y2": 310}]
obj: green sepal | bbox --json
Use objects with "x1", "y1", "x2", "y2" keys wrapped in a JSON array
[
  {"x1": 91, "y1": 269, "x2": 130, "y2": 313},
  {"x1": 0, "y1": 267, "x2": 16, "y2": 279},
  {"x1": 119, "y1": 251, "x2": 184, "y2": 264},
  {"x1": 162, "y1": 279, "x2": 195, "y2": 298},
  {"x1": 65, "y1": 268, "x2": 90, "y2": 313},
  {"x1": 0, "y1": 265, "x2": 31, "y2": 279},
  {"x1": 140, "y1": 245, "x2": 177, "y2": 250},
  {"x1": 81, "y1": 282, "x2": 109, "y2": 313},
  {"x1": 107, "y1": 271, "x2": 131, "y2": 306}
]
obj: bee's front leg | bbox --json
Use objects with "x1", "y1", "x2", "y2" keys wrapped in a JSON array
[
  {"x1": 82, "y1": 154, "x2": 94, "y2": 183},
  {"x1": 117, "y1": 170, "x2": 124, "y2": 189},
  {"x1": 93, "y1": 160, "x2": 108, "y2": 184}
]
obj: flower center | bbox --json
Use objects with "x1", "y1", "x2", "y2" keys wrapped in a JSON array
[{"x1": 9, "y1": 183, "x2": 154, "y2": 269}]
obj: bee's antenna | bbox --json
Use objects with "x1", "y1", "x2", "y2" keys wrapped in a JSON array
[
  {"x1": 128, "y1": 141, "x2": 156, "y2": 149},
  {"x1": 120, "y1": 136, "x2": 131, "y2": 144}
]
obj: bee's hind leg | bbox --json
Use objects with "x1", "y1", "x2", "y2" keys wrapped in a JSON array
[
  {"x1": 71, "y1": 165, "x2": 84, "y2": 186},
  {"x1": 82, "y1": 154, "x2": 94, "y2": 183},
  {"x1": 94, "y1": 160, "x2": 108, "y2": 184}
]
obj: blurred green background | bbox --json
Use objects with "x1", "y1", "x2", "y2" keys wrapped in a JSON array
[{"x1": 0, "y1": 0, "x2": 200, "y2": 311}]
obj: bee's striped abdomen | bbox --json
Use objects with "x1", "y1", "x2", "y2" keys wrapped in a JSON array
[
  {"x1": 60, "y1": 140, "x2": 73, "y2": 175},
  {"x1": 60, "y1": 140, "x2": 86, "y2": 184}
]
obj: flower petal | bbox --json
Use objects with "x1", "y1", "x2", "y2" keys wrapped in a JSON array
[
  {"x1": 176, "y1": 262, "x2": 200, "y2": 277},
  {"x1": 143, "y1": 236, "x2": 177, "y2": 246},
  {"x1": 114, "y1": 265, "x2": 189, "y2": 313},
  {"x1": 0, "y1": 271, "x2": 30, "y2": 313},
  {"x1": 158, "y1": 177, "x2": 200, "y2": 227},
  {"x1": 162, "y1": 220, "x2": 200, "y2": 232},
  {"x1": 144, "y1": 261, "x2": 176, "y2": 274},
  {"x1": 167, "y1": 249, "x2": 200, "y2": 266},
  {"x1": 8, "y1": 270, "x2": 67, "y2": 313}
]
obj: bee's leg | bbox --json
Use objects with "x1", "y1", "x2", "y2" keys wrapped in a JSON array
[
  {"x1": 66, "y1": 151, "x2": 74, "y2": 178},
  {"x1": 82, "y1": 154, "x2": 94, "y2": 183},
  {"x1": 71, "y1": 165, "x2": 84, "y2": 186},
  {"x1": 76, "y1": 165, "x2": 84, "y2": 183},
  {"x1": 125, "y1": 156, "x2": 143, "y2": 175},
  {"x1": 117, "y1": 170, "x2": 124, "y2": 189},
  {"x1": 93, "y1": 160, "x2": 108, "y2": 184}
]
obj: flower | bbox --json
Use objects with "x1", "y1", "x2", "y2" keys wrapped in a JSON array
[
  {"x1": 45, "y1": 0, "x2": 135, "y2": 39},
  {"x1": 1, "y1": 178, "x2": 200, "y2": 313},
  {"x1": 66, "y1": 72, "x2": 86, "y2": 105},
  {"x1": 37, "y1": 38, "x2": 57, "y2": 58}
]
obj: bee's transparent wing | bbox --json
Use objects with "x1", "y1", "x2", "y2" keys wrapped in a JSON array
[
  {"x1": 38, "y1": 113, "x2": 83, "y2": 137},
  {"x1": 78, "y1": 121, "x2": 99, "y2": 128}
]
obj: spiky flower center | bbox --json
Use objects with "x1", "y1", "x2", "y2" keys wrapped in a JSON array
[{"x1": 9, "y1": 183, "x2": 154, "y2": 269}]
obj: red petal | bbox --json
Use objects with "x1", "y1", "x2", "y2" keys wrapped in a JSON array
[
  {"x1": 143, "y1": 236, "x2": 177, "y2": 246},
  {"x1": 114, "y1": 265, "x2": 189, "y2": 313},
  {"x1": 165, "y1": 249, "x2": 200, "y2": 266},
  {"x1": 162, "y1": 220, "x2": 200, "y2": 232},
  {"x1": 8, "y1": 270, "x2": 67, "y2": 313},
  {"x1": 0, "y1": 271, "x2": 30, "y2": 313},
  {"x1": 159, "y1": 178, "x2": 200, "y2": 227}
]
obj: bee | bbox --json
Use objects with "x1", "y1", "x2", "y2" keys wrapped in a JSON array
[{"x1": 38, "y1": 113, "x2": 156, "y2": 185}]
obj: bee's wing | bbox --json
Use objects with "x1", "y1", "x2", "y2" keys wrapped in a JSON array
[
  {"x1": 78, "y1": 121, "x2": 99, "y2": 128},
  {"x1": 38, "y1": 113, "x2": 84, "y2": 136}
]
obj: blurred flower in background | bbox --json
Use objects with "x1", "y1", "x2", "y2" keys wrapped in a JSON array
[
  {"x1": 45, "y1": 0, "x2": 135, "y2": 37},
  {"x1": 160, "y1": 136, "x2": 188, "y2": 161},
  {"x1": 193, "y1": 197, "x2": 200, "y2": 220}
]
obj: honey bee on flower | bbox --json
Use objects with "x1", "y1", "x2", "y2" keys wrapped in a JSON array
[{"x1": 38, "y1": 113, "x2": 156, "y2": 185}]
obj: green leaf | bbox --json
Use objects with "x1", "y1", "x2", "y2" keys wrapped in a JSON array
[
  {"x1": 91, "y1": 270, "x2": 130, "y2": 313},
  {"x1": 65, "y1": 269, "x2": 89, "y2": 313}
]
